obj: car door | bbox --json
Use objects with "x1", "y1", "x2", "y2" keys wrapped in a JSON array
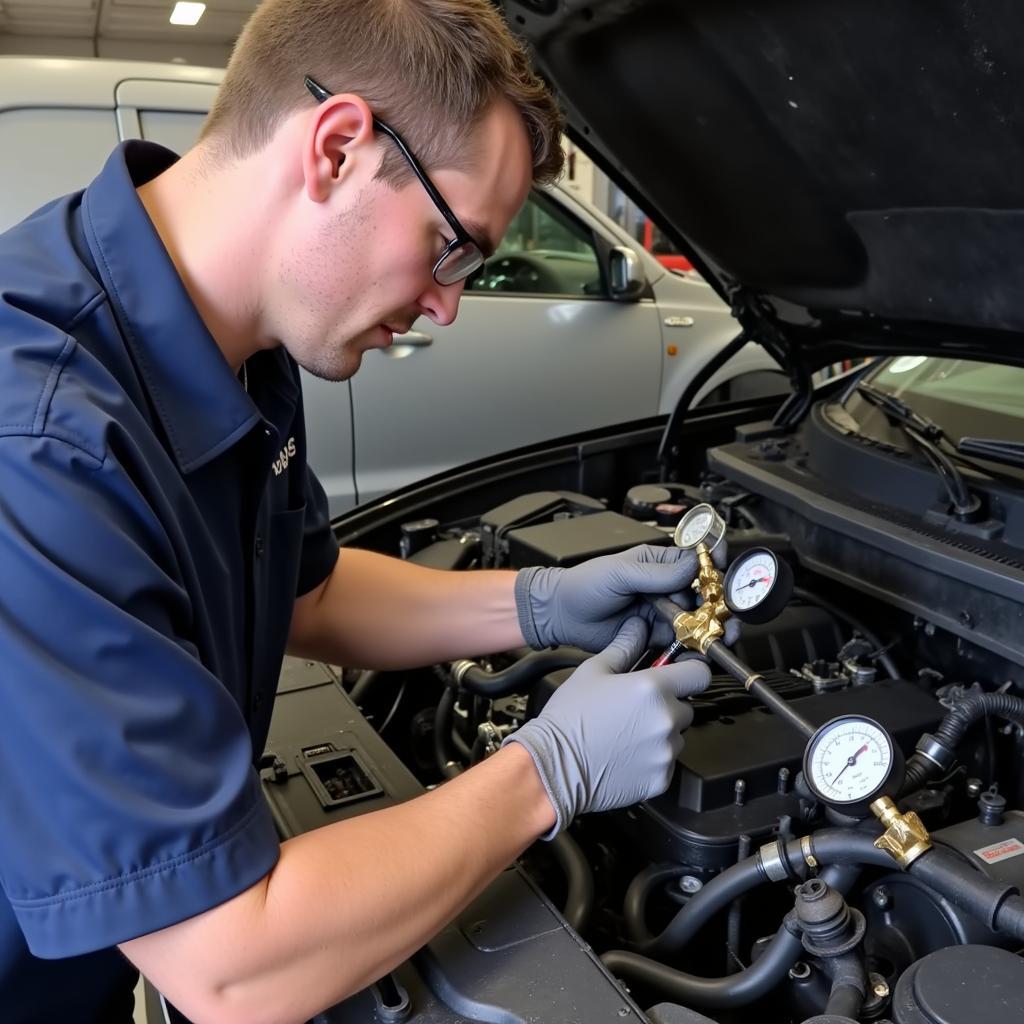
[
  {"x1": 346, "y1": 187, "x2": 662, "y2": 504},
  {"x1": 116, "y1": 78, "x2": 358, "y2": 516}
]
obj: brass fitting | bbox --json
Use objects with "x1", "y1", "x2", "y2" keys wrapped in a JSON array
[
  {"x1": 669, "y1": 543, "x2": 732, "y2": 655},
  {"x1": 870, "y1": 795, "x2": 932, "y2": 868}
]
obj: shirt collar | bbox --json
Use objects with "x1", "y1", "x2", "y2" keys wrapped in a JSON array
[{"x1": 81, "y1": 141, "x2": 262, "y2": 474}]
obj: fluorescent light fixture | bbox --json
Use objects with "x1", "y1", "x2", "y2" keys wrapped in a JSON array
[{"x1": 169, "y1": 2, "x2": 206, "y2": 26}]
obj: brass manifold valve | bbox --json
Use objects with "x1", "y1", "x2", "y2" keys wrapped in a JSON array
[
  {"x1": 870, "y1": 795, "x2": 932, "y2": 868},
  {"x1": 666, "y1": 541, "x2": 732, "y2": 655}
]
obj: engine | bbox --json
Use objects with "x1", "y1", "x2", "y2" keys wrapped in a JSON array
[{"x1": 326, "y1": 475, "x2": 1024, "y2": 1024}]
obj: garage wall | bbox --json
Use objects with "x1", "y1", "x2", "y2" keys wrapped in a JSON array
[{"x1": 0, "y1": 33, "x2": 231, "y2": 65}]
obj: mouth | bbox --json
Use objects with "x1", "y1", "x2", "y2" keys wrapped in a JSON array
[{"x1": 377, "y1": 322, "x2": 414, "y2": 346}]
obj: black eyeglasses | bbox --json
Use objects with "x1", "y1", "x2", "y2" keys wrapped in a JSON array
[{"x1": 304, "y1": 75, "x2": 485, "y2": 286}]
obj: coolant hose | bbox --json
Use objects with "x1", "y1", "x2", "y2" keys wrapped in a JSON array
[
  {"x1": 902, "y1": 692, "x2": 1024, "y2": 794},
  {"x1": 625, "y1": 864, "x2": 690, "y2": 946},
  {"x1": 454, "y1": 648, "x2": 590, "y2": 698},
  {"x1": 641, "y1": 831, "x2": 890, "y2": 958},
  {"x1": 602, "y1": 865, "x2": 859, "y2": 1011},
  {"x1": 549, "y1": 830, "x2": 595, "y2": 934},
  {"x1": 821, "y1": 954, "x2": 867, "y2": 1020},
  {"x1": 433, "y1": 686, "x2": 463, "y2": 780}
]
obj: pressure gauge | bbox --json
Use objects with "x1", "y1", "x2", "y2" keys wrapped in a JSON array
[
  {"x1": 722, "y1": 547, "x2": 793, "y2": 624},
  {"x1": 673, "y1": 503, "x2": 726, "y2": 552},
  {"x1": 803, "y1": 715, "x2": 903, "y2": 814}
]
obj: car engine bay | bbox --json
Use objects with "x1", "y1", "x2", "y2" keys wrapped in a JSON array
[{"x1": 264, "y1": 383, "x2": 1024, "y2": 1024}]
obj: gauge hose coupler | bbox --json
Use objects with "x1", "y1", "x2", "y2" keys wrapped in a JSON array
[{"x1": 870, "y1": 795, "x2": 932, "y2": 868}]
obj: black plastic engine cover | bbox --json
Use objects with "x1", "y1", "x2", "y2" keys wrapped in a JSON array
[{"x1": 622, "y1": 679, "x2": 942, "y2": 870}]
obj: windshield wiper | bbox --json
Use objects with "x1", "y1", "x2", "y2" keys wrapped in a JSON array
[
  {"x1": 958, "y1": 437, "x2": 1024, "y2": 470},
  {"x1": 855, "y1": 382, "x2": 982, "y2": 521}
]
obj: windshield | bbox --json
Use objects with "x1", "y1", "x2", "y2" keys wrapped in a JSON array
[{"x1": 846, "y1": 357, "x2": 1024, "y2": 443}]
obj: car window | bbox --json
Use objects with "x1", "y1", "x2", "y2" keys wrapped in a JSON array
[
  {"x1": 848, "y1": 356, "x2": 1024, "y2": 444},
  {"x1": 467, "y1": 190, "x2": 605, "y2": 298},
  {"x1": 138, "y1": 110, "x2": 207, "y2": 154},
  {"x1": 0, "y1": 109, "x2": 118, "y2": 232}
]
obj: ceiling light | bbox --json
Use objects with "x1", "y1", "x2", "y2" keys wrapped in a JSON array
[{"x1": 169, "y1": 2, "x2": 206, "y2": 26}]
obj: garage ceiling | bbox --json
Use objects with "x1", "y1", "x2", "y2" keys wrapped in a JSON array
[{"x1": 0, "y1": 0, "x2": 257, "y2": 62}]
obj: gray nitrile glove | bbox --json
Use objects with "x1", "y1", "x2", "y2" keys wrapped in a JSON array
[
  {"x1": 515, "y1": 542, "x2": 728, "y2": 653},
  {"x1": 503, "y1": 616, "x2": 710, "y2": 839}
]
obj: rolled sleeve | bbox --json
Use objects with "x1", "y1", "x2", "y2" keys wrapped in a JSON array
[{"x1": 0, "y1": 435, "x2": 280, "y2": 958}]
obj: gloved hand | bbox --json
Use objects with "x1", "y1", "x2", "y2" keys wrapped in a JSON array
[
  {"x1": 514, "y1": 542, "x2": 728, "y2": 653},
  {"x1": 503, "y1": 616, "x2": 710, "y2": 838}
]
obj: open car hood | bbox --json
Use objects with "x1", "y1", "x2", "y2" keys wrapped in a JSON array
[{"x1": 503, "y1": 0, "x2": 1024, "y2": 372}]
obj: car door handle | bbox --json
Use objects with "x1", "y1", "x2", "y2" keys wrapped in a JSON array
[{"x1": 394, "y1": 330, "x2": 433, "y2": 346}]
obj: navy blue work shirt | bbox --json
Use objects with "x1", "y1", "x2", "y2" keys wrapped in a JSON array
[{"x1": 0, "y1": 141, "x2": 339, "y2": 1022}]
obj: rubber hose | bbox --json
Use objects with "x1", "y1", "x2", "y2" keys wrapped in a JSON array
[
  {"x1": 433, "y1": 687, "x2": 463, "y2": 780},
  {"x1": 458, "y1": 648, "x2": 590, "y2": 698},
  {"x1": 994, "y1": 893, "x2": 1024, "y2": 938},
  {"x1": 624, "y1": 864, "x2": 690, "y2": 946},
  {"x1": 902, "y1": 692, "x2": 1024, "y2": 794},
  {"x1": 349, "y1": 669, "x2": 381, "y2": 705},
  {"x1": 907, "y1": 845, "x2": 1023, "y2": 938},
  {"x1": 549, "y1": 831, "x2": 595, "y2": 935},
  {"x1": 645, "y1": 831, "x2": 889, "y2": 958},
  {"x1": 791, "y1": 586, "x2": 900, "y2": 680},
  {"x1": 825, "y1": 984, "x2": 864, "y2": 1021},
  {"x1": 604, "y1": 925, "x2": 802, "y2": 1010},
  {"x1": 822, "y1": 953, "x2": 867, "y2": 1020},
  {"x1": 727, "y1": 834, "x2": 752, "y2": 974},
  {"x1": 451, "y1": 724, "x2": 472, "y2": 762},
  {"x1": 603, "y1": 865, "x2": 858, "y2": 1011},
  {"x1": 469, "y1": 734, "x2": 486, "y2": 766}
]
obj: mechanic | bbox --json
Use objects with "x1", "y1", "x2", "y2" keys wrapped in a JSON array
[{"x1": 0, "y1": 1, "x2": 713, "y2": 1022}]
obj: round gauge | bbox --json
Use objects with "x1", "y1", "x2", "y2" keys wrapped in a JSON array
[
  {"x1": 723, "y1": 547, "x2": 793, "y2": 624},
  {"x1": 673, "y1": 503, "x2": 725, "y2": 551},
  {"x1": 803, "y1": 715, "x2": 902, "y2": 812}
]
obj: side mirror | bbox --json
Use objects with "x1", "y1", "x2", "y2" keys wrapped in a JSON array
[{"x1": 608, "y1": 245, "x2": 646, "y2": 301}]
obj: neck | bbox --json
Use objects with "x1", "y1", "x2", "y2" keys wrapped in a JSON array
[{"x1": 136, "y1": 144, "x2": 276, "y2": 372}]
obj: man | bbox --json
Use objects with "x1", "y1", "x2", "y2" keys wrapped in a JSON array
[{"x1": 0, "y1": 1, "x2": 712, "y2": 1021}]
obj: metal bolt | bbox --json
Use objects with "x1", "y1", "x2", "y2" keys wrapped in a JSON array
[
  {"x1": 617, "y1": 1009, "x2": 630, "y2": 1018},
  {"x1": 734, "y1": 779, "x2": 747, "y2": 806},
  {"x1": 777, "y1": 767, "x2": 791, "y2": 794},
  {"x1": 967, "y1": 777, "x2": 984, "y2": 798},
  {"x1": 873, "y1": 979, "x2": 891, "y2": 999},
  {"x1": 958, "y1": 610, "x2": 974, "y2": 629},
  {"x1": 924, "y1": 622, "x2": 936, "y2": 637},
  {"x1": 679, "y1": 875, "x2": 704, "y2": 895},
  {"x1": 872, "y1": 886, "x2": 891, "y2": 909}
]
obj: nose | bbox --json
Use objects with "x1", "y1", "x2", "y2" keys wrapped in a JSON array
[{"x1": 417, "y1": 277, "x2": 466, "y2": 327}]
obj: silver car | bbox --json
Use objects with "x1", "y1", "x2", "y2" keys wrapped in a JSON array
[{"x1": 0, "y1": 57, "x2": 781, "y2": 513}]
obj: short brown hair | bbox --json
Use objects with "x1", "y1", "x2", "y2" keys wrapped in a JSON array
[{"x1": 202, "y1": 0, "x2": 564, "y2": 185}]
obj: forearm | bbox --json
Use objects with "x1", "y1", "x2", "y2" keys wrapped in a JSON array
[
  {"x1": 122, "y1": 743, "x2": 554, "y2": 1024},
  {"x1": 288, "y1": 547, "x2": 526, "y2": 668}
]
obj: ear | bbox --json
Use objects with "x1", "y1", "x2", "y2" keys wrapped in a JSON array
[{"x1": 301, "y1": 94, "x2": 376, "y2": 203}]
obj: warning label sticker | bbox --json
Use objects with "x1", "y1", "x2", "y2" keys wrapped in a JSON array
[{"x1": 973, "y1": 837, "x2": 1024, "y2": 865}]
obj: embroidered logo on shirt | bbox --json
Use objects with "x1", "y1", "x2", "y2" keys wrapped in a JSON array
[{"x1": 272, "y1": 437, "x2": 297, "y2": 476}]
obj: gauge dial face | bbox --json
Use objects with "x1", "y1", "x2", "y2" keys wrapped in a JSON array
[
  {"x1": 674, "y1": 504, "x2": 723, "y2": 549},
  {"x1": 805, "y1": 717, "x2": 894, "y2": 805},
  {"x1": 725, "y1": 550, "x2": 778, "y2": 612}
]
